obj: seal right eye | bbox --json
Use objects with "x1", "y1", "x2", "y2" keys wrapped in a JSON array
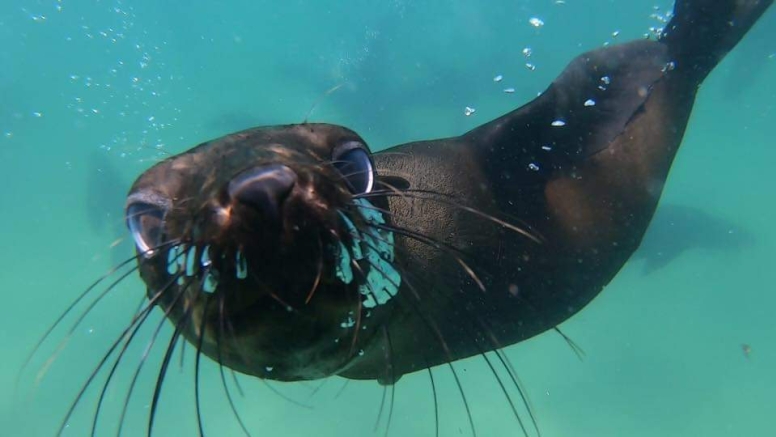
[
  {"x1": 126, "y1": 202, "x2": 166, "y2": 256},
  {"x1": 332, "y1": 141, "x2": 375, "y2": 194}
]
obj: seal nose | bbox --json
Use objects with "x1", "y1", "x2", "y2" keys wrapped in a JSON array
[{"x1": 228, "y1": 164, "x2": 297, "y2": 220}]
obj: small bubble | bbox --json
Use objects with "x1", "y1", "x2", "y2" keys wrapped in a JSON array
[
  {"x1": 32, "y1": 112, "x2": 43, "y2": 118},
  {"x1": 503, "y1": 88, "x2": 515, "y2": 94},
  {"x1": 493, "y1": 74, "x2": 503, "y2": 82},
  {"x1": 464, "y1": 106, "x2": 476, "y2": 117},
  {"x1": 584, "y1": 99, "x2": 596, "y2": 107},
  {"x1": 551, "y1": 120, "x2": 566, "y2": 127},
  {"x1": 522, "y1": 47, "x2": 532, "y2": 57},
  {"x1": 529, "y1": 17, "x2": 545, "y2": 28},
  {"x1": 525, "y1": 63, "x2": 536, "y2": 71}
]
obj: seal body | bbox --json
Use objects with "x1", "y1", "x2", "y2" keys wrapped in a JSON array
[
  {"x1": 42, "y1": 1, "x2": 773, "y2": 435},
  {"x1": 116, "y1": 0, "x2": 770, "y2": 411},
  {"x1": 338, "y1": 0, "x2": 774, "y2": 380}
]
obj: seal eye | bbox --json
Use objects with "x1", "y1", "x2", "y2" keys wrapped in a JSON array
[
  {"x1": 332, "y1": 142, "x2": 374, "y2": 194},
  {"x1": 126, "y1": 202, "x2": 165, "y2": 256}
]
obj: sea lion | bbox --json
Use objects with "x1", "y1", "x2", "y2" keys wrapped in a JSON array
[{"x1": 42, "y1": 0, "x2": 771, "y2": 435}]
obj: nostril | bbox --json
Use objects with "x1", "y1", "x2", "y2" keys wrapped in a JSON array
[{"x1": 228, "y1": 164, "x2": 297, "y2": 220}]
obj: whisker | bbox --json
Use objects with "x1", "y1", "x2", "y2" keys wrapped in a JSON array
[
  {"x1": 147, "y1": 301, "x2": 193, "y2": 437},
  {"x1": 359, "y1": 236, "x2": 516, "y2": 437},
  {"x1": 480, "y1": 351, "x2": 529, "y2": 437},
  {"x1": 427, "y1": 367, "x2": 439, "y2": 437},
  {"x1": 370, "y1": 222, "x2": 486, "y2": 292},
  {"x1": 416, "y1": 267, "x2": 540, "y2": 437},
  {"x1": 116, "y1": 275, "x2": 192, "y2": 437},
  {"x1": 334, "y1": 378, "x2": 350, "y2": 399},
  {"x1": 35, "y1": 242, "x2": 180, "y2": 385},
  {"x1": 492, "y1": 349, "x2": 540, "y2": 437},
  {"x1": 358, "y1": 189, "x2": 543, "y2": 244},
  {"x1": 304, "y1": 235, "x2": 324, "y2": 305},
  {"x1": 230, "y1": 370, "x2": 245, "y2": 398},
  {"x1": 554, "y1": 327, "x2": 586, "y2": 361},
  {"x1": 347, "y1": 260, "x2": 371, "y2": 355},
  {"x1": 426, "y1": 281, "x2": 541, "y2": 436},
  {"x1": 54, "y1": 274, "x2": 173, "y2": 437},
  {"x1": 374, "y1": 382, "x2": 388, "y2": 433},
  {"x1": 260, "y1": 379, "x2": 314, "y2": 409},
  {"x1": 358, "y1": 229, "x2": 497, "y2": 435},
  {"x1": 382, "y1": 326, "x2": 396, "y2": 437},
  {"x1": 216, "y1": 293, "x2": 252, "y2": 437},
  {"x1": 308, "y1": 378, "x2": 329, "y2": 398},
  {"x1": 247, "y1": 269, "x2": 296, "y2": 313},
  {"x1": 178, "y1": 332, "x2": 187, "y2": 370},
  {"x1": 20, "y1": 256, "x2": 138, "y2": 389},
  {"x1": 449, "y1": 362, "x2": 477, "y2": 437},
  {"x1": 370, "y1": 175, "x2": 414, "y2": 210},
  {"x1": 302, "y1": 83, "x2": 344, "y2": 124},
  {"x1": 219, "y1": 301, "x2": 312, "y2": 410},
  {"x1": 359, "y1": 250, "x2": 482, "y2": 437},
  {"x1": 194, "y1": 295, "x2": 214, "y2": 437},
  {"x1": 91, "y1": 273, "x2": 186, "y2": 437}
]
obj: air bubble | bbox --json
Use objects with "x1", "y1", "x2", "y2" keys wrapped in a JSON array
[{"x1": 529, "y1": 17, "x2": 544, "y2": 28}]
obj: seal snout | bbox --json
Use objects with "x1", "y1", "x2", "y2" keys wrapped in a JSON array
[{"x1": 228, "y1": 164, "x2": 297, "y2": 221}]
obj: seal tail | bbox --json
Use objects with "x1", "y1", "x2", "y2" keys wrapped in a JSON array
[{"x1": 661, "y1": 0, "x2": 773, "y2": 83}]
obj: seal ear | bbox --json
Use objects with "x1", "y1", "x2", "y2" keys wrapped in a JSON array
[{"x1": 377, "y1": 175, "x2": 411, "y2": 191}]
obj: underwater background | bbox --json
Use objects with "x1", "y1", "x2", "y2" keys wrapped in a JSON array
[{"x1": 1, "y1": 0, "x2": 774, "y2": 436}]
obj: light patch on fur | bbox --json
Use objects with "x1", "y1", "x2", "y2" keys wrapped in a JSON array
[{"x1": 334, "y1": 199, "x2": 400, "y2": 308}]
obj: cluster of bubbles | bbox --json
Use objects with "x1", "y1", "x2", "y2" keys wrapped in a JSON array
[
  {"x1": 462, "y1": 2, "x2": 674, "y2": 118},
  {"x1": 10, "y1": 0, "x2": 183, "y2": 162}
]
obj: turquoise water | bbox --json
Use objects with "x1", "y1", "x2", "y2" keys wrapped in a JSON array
[{"x1": 1, "y1": 1, "x2": 774, "y2": 436}]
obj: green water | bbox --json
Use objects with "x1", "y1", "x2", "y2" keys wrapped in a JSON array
[{"x1": 1, "y1": 1, "x2": 774, "y2": 436}]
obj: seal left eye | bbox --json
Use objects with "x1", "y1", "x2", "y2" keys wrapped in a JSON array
[
  {"x1": 126, "y1": 202, "x2": 165, "y2": 256},
  {"x1": 332, "y1": 141, "x2": 374, "y2": 194}
]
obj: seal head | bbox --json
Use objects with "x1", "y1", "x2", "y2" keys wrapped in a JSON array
[{"x1": 125, "y1": 123, "x2": 397, "y2": 381}]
